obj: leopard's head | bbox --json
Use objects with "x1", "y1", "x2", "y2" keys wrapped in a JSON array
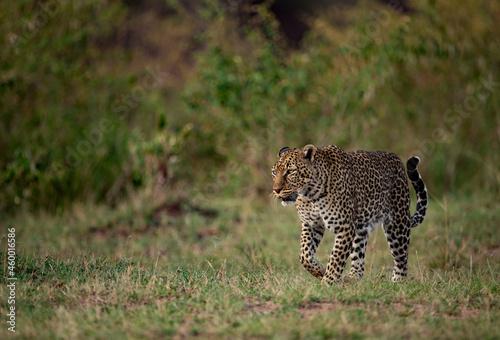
[{"x1": 271, "y1": 144, "x2": 316, "y2": 206}]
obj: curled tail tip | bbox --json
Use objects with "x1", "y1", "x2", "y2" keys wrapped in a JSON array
[
  {"x1": 407, "y1": 155, "x2": 427, "y2": 228},
  {"x1": 406, "y1": 156, "x2": 420, "y2": 171}
]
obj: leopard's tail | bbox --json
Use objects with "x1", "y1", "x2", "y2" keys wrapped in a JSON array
[{"x1": 406, "y1": 156, "x2": 428, "y2": 228}]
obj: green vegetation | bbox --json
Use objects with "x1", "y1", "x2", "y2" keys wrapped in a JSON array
[
  {"x1": 2, "y1": 0, "x2": 499, "y2": 214},
  {"x1": 1, "y1": 194, "x2": 499, "y2": 338},
  {"x1": 0, "y1": 0, "x2": 499, "y2": 338}
]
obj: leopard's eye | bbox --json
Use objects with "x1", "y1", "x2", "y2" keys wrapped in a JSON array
[
  {"x1": 272, "y1": 170, "x2": 277, "y2": 176},
  {"x1": 284, "y1": 169, "x2": 296, "y2": 176}
]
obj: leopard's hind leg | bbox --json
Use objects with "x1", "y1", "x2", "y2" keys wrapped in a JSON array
[{"x1": 383, "y1": 215, "x2": 411, "y2": 282}]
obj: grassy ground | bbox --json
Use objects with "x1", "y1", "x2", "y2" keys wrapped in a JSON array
[{"x1": 1, "y1": 192, "x2": 499, "y2": 339}]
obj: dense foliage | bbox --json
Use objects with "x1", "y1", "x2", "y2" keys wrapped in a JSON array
[{"x1": 1, "y1": 0, "x2": 499, "y2": 215}]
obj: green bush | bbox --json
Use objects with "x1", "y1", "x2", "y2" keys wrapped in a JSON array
[
  {"x1": 180, "y1": 0, "x2": 500, "y2": 200},
  {"x1": 0, "y1": 1, "x2": 181, "y2": 214},
  {"x1": 1, "y1": 0, "x2": 499, "y2": 216}
]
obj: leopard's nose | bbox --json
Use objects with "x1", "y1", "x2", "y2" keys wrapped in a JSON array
[{"x1": 273, "y1": 187, "x2": 282, "y2": 194}]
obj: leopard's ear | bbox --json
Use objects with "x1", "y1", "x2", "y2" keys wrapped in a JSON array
[
  {"x1": 303, "y1": 144, "x2": 316, "y2": 162},
  {"x1": 278, "y1": 146, "x2": 291, "y2": 157}
]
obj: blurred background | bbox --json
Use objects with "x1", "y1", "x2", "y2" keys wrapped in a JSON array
[
  {"x1": 2, "y1": 3, "x2": 499, "y2": 337},
  {"x1": 1, "y1": 0, "x2": 499, "y2": 218}
]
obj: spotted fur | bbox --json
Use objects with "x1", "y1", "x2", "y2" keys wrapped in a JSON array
[{"x1": 271, "y1": 144, "x2": 428, "y2": 284}]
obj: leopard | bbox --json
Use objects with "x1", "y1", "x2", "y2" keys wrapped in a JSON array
[{"x1": 271, "y1": 144, "x2": 428, "y2": 284}]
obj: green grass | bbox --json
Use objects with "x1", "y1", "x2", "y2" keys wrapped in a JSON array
[{"x1": 1, "y1": 193, "x2": 499, "y2": 339}]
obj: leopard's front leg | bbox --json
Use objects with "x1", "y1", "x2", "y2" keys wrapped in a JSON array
[
  {"x1": 299, "y1": 222, "x2": 326, "y2": 280},
  {"x1": 322, "y1": 226, "x2": 354, "y2": 285}
]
